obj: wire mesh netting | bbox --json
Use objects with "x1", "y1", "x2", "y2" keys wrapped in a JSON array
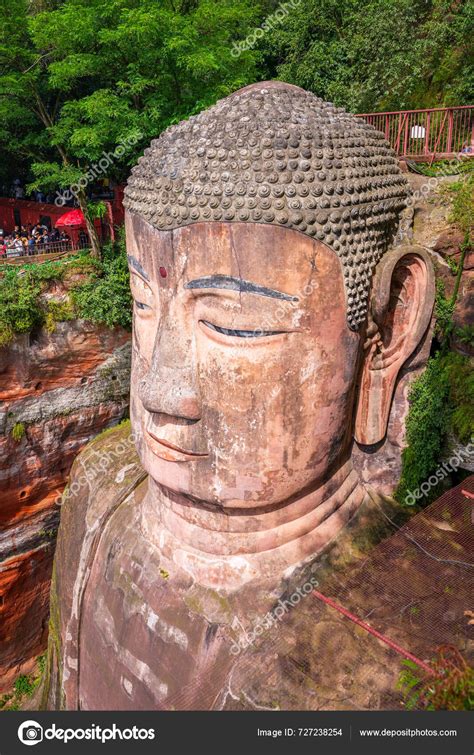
[{"x1": 219, "y1": 476, "x2": 473, "y2": 711}]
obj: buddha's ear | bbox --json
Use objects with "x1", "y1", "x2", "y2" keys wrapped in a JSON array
[{"x1": 354, "y1": 245, "x2": 435, "y2": 445}]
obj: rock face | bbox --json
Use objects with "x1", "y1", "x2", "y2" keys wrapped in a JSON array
[
  {"x1": 0, "y1": 321, "x2": 131, "y2": 691},
  {"x1": 410, "y1": 172, "x2": 473, "y2": 356}
]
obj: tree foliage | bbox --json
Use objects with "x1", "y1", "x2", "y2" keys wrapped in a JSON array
[
  {"x1": 0, "y1": 0, "x2": 471, "y2": 253},
  {"x1": 1, "y1": 0, "x2": 471, "y2": 197},
  {"x1": 261, "y1": 0, "x2": 473, "y2": 112},
  {"x1": 0, "y1": 0, "x2": 261, "y2": 193}
]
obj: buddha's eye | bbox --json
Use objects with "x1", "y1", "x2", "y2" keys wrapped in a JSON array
[
  {"x1": 130, "y1": 272, "x2": 154, "y2": 314},
  {"x1": 135, "y1": 301, "x2": 150, "y2": 311},
  {"x1": 201, "y1": 320, "x2": 286, "y2": 338}
]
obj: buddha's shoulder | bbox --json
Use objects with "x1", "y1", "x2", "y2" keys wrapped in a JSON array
[
  {"x1": 55, "y1": 421, "x2": 147, "y2": 577},
  {"x1": 47, "y1": 423, "x2": 147, "y2": 709}
]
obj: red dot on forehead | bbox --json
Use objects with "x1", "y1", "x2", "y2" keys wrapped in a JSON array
[{"x1": 159, "y1": 266, "x2": 167, "y2": 278}]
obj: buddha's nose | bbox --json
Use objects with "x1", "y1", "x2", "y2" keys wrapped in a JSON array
[{"x1": 139, "y1": 320, "x2": 201, "y2": 421}]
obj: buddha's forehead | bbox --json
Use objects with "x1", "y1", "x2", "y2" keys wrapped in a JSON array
[{"x1": 126, "y1": 213, "x2": 344, "y2": 301}]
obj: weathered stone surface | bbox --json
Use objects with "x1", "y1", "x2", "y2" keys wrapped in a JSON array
[
  {"x1": 433, "y1": 228, "x2": 474, "y2": 270},
  {"x1": 0, "y1": 545, "x2": 54, "y2": 691},
  {"x1": 0, "y1": 320, "x2": 129, "y2": 402},
  {"x1": 0, "y1": 322, "x2": 131, "y2": 692},
  {"x1": 43, "y1": 426, "x2": 390, "y2": 709}
]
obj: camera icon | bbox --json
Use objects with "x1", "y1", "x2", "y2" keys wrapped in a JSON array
[{"x1": 18, "y1": 720, "x2": 44, "y2": 746}]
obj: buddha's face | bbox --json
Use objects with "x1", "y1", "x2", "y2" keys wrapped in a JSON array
[{"x1": 126, "y1": 213, "x2": 361, "y2": 508}]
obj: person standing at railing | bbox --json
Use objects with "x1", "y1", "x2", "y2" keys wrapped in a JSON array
[{"x1": 6, "y1": 234, "x2": 24, "y2": 258}]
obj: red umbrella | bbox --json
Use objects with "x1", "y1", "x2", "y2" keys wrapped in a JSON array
[{"x1": 55, "y1": 209, "x2": 86, "y2": 227}]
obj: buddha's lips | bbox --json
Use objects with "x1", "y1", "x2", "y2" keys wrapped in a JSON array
[{"x1": 146, "y1": 428, "x2": 208, "y2": 461}]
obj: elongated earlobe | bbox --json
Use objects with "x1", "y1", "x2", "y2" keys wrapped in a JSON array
[{"x1": 355, "y1": 245, "x2": 435, "y2": 445}]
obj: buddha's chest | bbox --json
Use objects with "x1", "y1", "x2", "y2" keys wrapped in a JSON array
[{"x1": 78, "y1": 501, "x2": 233, "y2": 710}]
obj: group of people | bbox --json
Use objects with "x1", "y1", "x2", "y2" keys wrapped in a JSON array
[{"x1": 0, "y1": 224, "x2": 72, "y2": 259}]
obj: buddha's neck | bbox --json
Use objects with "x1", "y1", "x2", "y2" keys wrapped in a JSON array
[{"x1": 140, "y1": 460, "x2": 366, "y2": 590}]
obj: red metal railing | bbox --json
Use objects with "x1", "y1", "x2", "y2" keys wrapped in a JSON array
[
  {"x1": 0, "y1": 239, "x2": 90, "y2": 264},
  {"x1": 355, "y1": 105, "x2": 474, "y2": 161}
]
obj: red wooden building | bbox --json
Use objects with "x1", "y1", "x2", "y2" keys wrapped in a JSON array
[{"x1": 0, "y1": 186, "x2": 124, "y2": 243}]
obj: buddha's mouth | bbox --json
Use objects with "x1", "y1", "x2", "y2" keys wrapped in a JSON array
[{"x1": 146, "y1": 428, "x2": 208, "y2": 462}]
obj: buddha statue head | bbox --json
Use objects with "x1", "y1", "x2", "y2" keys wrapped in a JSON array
[{"x1": 123, "y1": 82, "x2": 434, "y2": 587}]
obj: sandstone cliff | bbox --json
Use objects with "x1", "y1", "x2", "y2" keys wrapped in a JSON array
[{"x1": 0, "y1": 320, "x2": 131, "y2": 691}]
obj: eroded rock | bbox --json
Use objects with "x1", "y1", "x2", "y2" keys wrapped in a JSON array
[{"x1": 0, "y1": 322, "x2": 131, "y2": 690}]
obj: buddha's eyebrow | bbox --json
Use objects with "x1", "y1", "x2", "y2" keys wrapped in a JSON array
[
  {"x1": 185, "y1": 275, "x2": 298, "y2": 302},
  {"x1": 127, "y1": 255, "x2": 149, "y2": 281}
]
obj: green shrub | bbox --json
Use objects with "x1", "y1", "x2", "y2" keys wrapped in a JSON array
[
  {"x1": 434, "y1": 279, "x2": 455, "y2": 343},
  {"x1": 0, "y1": 232, "x2": 132, "y2": 344},
  {"x1": 455, "y1": 325, "x2": 474, "y2": 349},
  {"x1": 65, "y1": 253, "x2": 102, "y2": 277},
  {"x1": 44, "y1": 300, "x2": 75, "y2": 333},
  {"x1": 37, "y1": 654, "x2": 46, "y2": 676},
  {"x1": 414, "y1": 160, "x2": 474, "y2": 178},
  {"x1": 72, "y1": 236, "x2": 132, "y2": 330},
  {"x1": 396, "y1": 351, "x2": 474, "y2": 505},
  {"x1": 11, "y1": 422, "x2": 26, "y2": 443},
  {"x1": 0, "y1": 654, "x2": 47, "y2": 710},
  {"x1": 447, "y1": 172, "x2": 474, "y2": 234},
  {"x1": 397, "y1": 647, "x2": 473, "y2": 711},
  {"x1": 14, "y1": 674, "x2": 34, "y2": 697},
  {"x1": 0, "y1": 269, "x2": 43, "y2": 346},
  {"x1": 0, "y1": 692, "x2": 13, "y2": 709},
  {"x1": 446, "y1": 354, "x2": 474, "y2": 444}
]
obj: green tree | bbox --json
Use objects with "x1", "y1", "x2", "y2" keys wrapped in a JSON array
[
  {"x1": 0, "y1": 0, "x2": 262, "y2": 257},
  {"x1": 260, "y1": 0, "x2": 474, "y2": 112}
]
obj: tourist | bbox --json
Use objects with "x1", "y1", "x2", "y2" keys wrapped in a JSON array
[{"x1": 6, "y1": 234, "x2": 24, "y2": 258}]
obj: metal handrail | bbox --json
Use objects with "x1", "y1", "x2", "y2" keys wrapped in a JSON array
[{"x1": 355, "y1": 105, "x2": 474, "y2": 160}]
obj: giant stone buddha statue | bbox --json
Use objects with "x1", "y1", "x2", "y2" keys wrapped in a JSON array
[{"x1": 45, "y1": 82, "x2": 435, "y2": 711}]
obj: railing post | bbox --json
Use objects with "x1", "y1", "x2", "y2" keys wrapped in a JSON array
[
  {"x1": 395, "y1": 113, "x2": 404, "y2": 154},
  {"x1": 403, "y1": 113, "x2": 409, "y2": 156},
  {"x1": 447, "y1": 109, "x2": 454, "y2": 154},
  {"x1": 424, "y1": 111, "x2": 431, "y2": 158}
]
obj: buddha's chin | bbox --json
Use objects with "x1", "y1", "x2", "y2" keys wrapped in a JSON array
[{"x1": 137, "y1": 447, "x2": 334, "y2": 513}]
